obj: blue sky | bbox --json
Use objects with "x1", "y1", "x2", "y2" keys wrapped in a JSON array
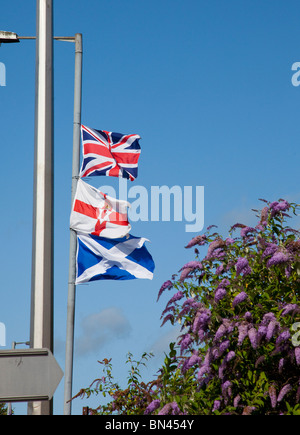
[{"x1": 1, "y1": 0, "x2": 300, "y2": 415}]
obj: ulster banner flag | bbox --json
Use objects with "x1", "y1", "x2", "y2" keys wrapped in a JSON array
[{"x1": 70, "y1": 179, "x2": 131, "y2": 239}]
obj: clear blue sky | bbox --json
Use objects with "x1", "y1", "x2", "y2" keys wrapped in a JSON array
[{"x1": 1, "y1": 0, "x2": 300, "y2": 415}]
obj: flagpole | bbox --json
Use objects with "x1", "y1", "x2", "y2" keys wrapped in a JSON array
[{"x1": 64, "y1": 32, "x2": 83, "y2": 416}]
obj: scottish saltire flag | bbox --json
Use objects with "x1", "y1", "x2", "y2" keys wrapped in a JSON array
[
  {"x1": 76, "y1": 233, "x2": 155, "y2": 284},
  {"x1": 79, "y1": 125, "x2": 141, "y2": 181},
  {"x1": 70, "y1": 179, "x2": 131, "y2": 238}
]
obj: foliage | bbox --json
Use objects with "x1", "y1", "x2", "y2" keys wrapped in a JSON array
[
  {"x1": 74, "y1": 199, "x2": 300, "y2": 415},
  {"x1": 0, "y1": 403, "x2": 8, "y2": 415},
  {"x1": 72, "y1": 353, "x2": 158, "y2": 415}
]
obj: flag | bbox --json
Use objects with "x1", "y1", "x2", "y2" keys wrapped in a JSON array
[
  {"x1": 70, "y1": 179, "x2": 131, "y2": 239},
  {"x1": 76, "y1": 233, "x2": 155, "y2": 284},
  {"x1": 79, "y1": 125, "x2": 141, "y2": 181}
]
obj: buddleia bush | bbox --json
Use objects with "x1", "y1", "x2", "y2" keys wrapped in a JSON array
[
  {"x1": 75, "y1": 199, "x2": 300, "y2": 415},
  {"x1": 152, "y1": 199, "x2": 300, "y2": 415}
]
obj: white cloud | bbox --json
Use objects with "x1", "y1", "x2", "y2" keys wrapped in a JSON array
[{"x1": 75, "y1": 307, "x2": 131, "y2": 357}]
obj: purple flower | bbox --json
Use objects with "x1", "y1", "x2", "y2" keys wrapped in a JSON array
[
  {"x1": 179, "y1": 268, "x2": 193, "y2": 282},
  {"x1": 206, "y1": 238, "x2": 226, "y2": 259},
  {"x1": 255, "y1": 355, "x2": 265, "y2": 368},
  {"x1": 212, "y1": 400, "x2": 221, "y2": 412},
  {"x1": 282, "y1": 303, "x2": 299, "y2": 317},
  {"x1": 269, "y1": 385, "x2": 277, "y2": 409},
  {"x1": 242, "y1": 406, "x2": 256, "y2": 415},
  {"x1": 235, "y1": 257, "x2": 252, "y2": 276},
  {"x1": 225, "y1": 237, "x2": 235, "y2": 245},
  {"x1": 277, "y1": 384, "x2": 292, "y2": 402},
  {"x1": 180, "y1": 334, "x2": 192, "y2": 354},
  {"x1": 160, "y1": 314, "x2": 174, "y2": 327},
  {"x1": 295, "y1": 347, "x2": 300, "y2": 366},
  {"x1": 262, "y1": 243, "x2": 278, "y2": 258},
  {"x1": 232, "y1": 291, "x2": 248, "y2": 308},
  {"x1": 257, "y1": 325, "x2": 267, "y2": 344},
  {"x1": 185, "y1": 352, "x2": 201, "y2": 370},
  {"x1": 244, "y1": 311, "x2": 252, "y2": 321},
  {"x1": 214, "y1": 324, "x2": 228, "y2": 342},
  {"x1": 260, "y1": 206, "x2": 269, "y2": 224},
  {"x1": 248, "y1": 327, "x2": 258, "y2": 350},
  {"x1": 214, "y1": 288, "x2": 227, "y2": 303},
  {"x1": 278, "y1": 358, "x2": 285, "y2": 374},
  {"x1": 197, "y1": 364, "x2": 210, "y2": 380},
  {"x1": 166, "y1": 291, "x2": 184, "y2": 307},
  {"x1": 180, "y1": 261, "x2": 203, "y2": 271},
  {"x1": 192, "y1": 309, "x2": 211, "y2": 335},
  {"x1": 267, "y1": 251, "x2": 290, "y2": 268},
  {"x1": 240, "y1": 226, "x2": 256, "y2": 238},
  {"x1": 270, "y1": 200, "x2": 290, "y2": 217},
  {"x1": 185, "y1": 234, "x2": 207, "y2": 249},
  {"x1": 157, "y1": 280, "x2": 173, "y2": 301},
  {"x1": 158, "y1": 402, "x2": 181, "y2": 415},
  {"x1": 218, "y1": 340, "x2": 230, "y2": 356},
  {"x1": 144, "y1": 399, "x2": 161, "y2": 415},
  {"x1": 225, "y1": 350, "x2": 236, "y2": 362},
  {"x1": 233, "y1": 395, "x2": 241, "y2": 407},
  {"x1": 222, "y1": 381, "x2": 232, "y2": 396},
  {"x1": 238, "y1": 322, "x2": 249, "y2": 346},
  {"x1": 215, "y1": 264, "x2": 224, "y2": 275},
  {"x1": 219, "y1": 278, "x2": 230, "y2": 288},
  {"x1": 266, "y1": 320, "x2": 279, "y2": 341},
  {"x1": 276, "y1": 330, "x2": 291, "y2": 345}
]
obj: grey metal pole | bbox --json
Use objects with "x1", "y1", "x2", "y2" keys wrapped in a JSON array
[
  {"x1": 29, "y1": 0, "x2": 54, "y2": 416},
  {"x1": 64, "y1": 33, "x2": 83, "y2": 416}
]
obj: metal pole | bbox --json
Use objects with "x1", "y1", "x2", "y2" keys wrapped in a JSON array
[
  {"x1": 28, "y1": 0, "x2": 54, "y2": 416},
  {"x1": 64, "y1": 33, "x2": 83, "y2": 416}
]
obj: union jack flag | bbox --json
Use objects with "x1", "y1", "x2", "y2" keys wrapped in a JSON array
[{"x1": 79, "y1": 125, "x2": 141, "y2": 181}]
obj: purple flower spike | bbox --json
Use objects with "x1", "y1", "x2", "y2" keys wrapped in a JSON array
[
  {"x1": 240, "y1": 226, "x2": 255, "y2": 238},
  {"x1": 180, "y1": 334, "x2": 192, "y2": 354},
  {"x1": 277, "y1": 384, "x2": 292, "y2": 402},
  {"x1": 180, "y1": 261, "x2": 203, "y2": 271},
  {"x1": 144, "y1": 399, "x2": 161, "y2": 415},
  {"x1": 276, "y1": 330, "x2": 291, "y2": 346},
  {"x1": 266, "y1": 320, "x2": 279, "y2": 341},
  {"x1": 214, "y1": 288, "x2": 227, "y2": 303},
  {"x1": 248, "y1": 327, "x2": 258, "y2": 350},
  {"x1": 235, "y1": 257, "x2": 252, "y2": 276},
  {"x1": 238, "y1": 322, "x2": 249, "y2": 346},
  {"x1": 232, "y1": 291, "x2": 248, "y2": 308},
  {"x1": 185, "y1": 234, "x2": 207, "y2": 249},
  {"x1": 157, "y1": 280, "x2": 173, "y2": 301},
  {"x1": 212, "y1": 400, "x2": 221, "y2": 412},
  {"x1": 269, "y1": 385, "x2": 277, "y2": 408},
  {"x1": 282, "y1": 303, "x2": 299, "y2": 317},
  {"x1": 267, "y1": 251, "x2": 290, "y2": 268}
]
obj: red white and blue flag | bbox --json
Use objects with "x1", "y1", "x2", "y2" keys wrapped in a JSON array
[
  {"x1": 70, "y1": 179, "x2": 131, "y2": 239},
  {"x1": 79, "y1": 125, "x2": 141, "y2": 181}
]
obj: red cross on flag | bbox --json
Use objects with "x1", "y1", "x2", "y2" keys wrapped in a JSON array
[{"x1": 70, "y1": 179, "x2": 131, "y2": 239}]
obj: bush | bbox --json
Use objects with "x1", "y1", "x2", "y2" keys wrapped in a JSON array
[{"x1": 75, "y1": 199, "x2": 300, "y2": 415}]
